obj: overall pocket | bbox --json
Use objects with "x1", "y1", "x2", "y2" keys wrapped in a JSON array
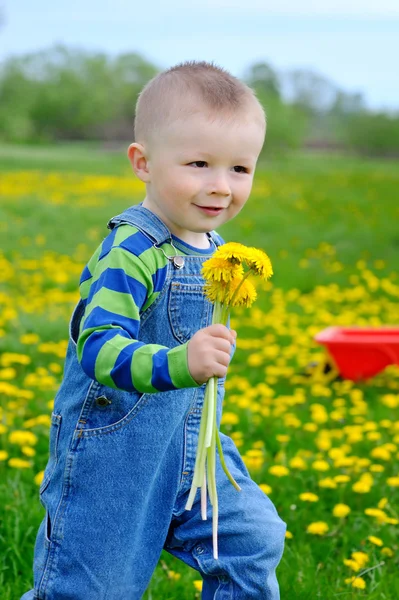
[
  {"x1": 39, "y1": 412, "x2": 62, "y2": 495},
  {"x1": 168, "y1": 281, "x2": 212, "y2": 344},
  {"x1": 76, "y1": 382, "x2": 149, "y2": 437}
]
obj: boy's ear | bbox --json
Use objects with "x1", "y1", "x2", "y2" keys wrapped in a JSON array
[{"x1": 127, "y1": 143, "x2": 151, "y2": 183}]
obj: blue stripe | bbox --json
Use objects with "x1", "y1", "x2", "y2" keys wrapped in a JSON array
[
  {"x1": 86, "y1": 268, "x2": 148, "y2": 309},
  {"x1": 119, "y1": 231, "x2": 154, "y2": 257},
  {"x1": 81, "y1": 306, "x2": 140, "y2": 339},
  {"x1": 79, "y1": 328, "x2": 126, "y2": 380},
  {"x1": 152, "y1": 264, "x2": 167, "y2": 292},
  {"x1": 99, "y1": 228, "x2": 117, "y2": 260},
  {"x1": 79, "y1": 264, "x2": 92, "y2": 286},
  {"x1": 151, "y1": 348, "x2": 174, "y2": 391},
  {"x1": 110, "y1": 341, "x2": 145, "y2": 391}
]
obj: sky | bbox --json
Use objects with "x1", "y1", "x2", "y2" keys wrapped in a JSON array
[{"x1": 1, "y1": 0, "x2": 398, "y2": 111}]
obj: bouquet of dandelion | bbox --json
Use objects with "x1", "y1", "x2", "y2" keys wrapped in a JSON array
[{"x1": 185, "y1": 242, "x2": 273, "y2": 559}]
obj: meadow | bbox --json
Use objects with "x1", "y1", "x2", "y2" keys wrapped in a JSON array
[{"x1": 0, "y1": 143, "x2": 398, "y2": 599}]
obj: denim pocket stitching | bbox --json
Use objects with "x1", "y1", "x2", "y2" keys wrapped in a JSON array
[
  {"x1": 75, "y1": 393, "x2": 149, "y2": 437},
  {"x1": 39, "y1": 413, "x2": 62, "y2": 495},
  {"x1": 168, "y1": 282, "x2": 208, "y2": 344}
]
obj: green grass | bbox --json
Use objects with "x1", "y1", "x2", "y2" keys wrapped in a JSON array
[{"x1": 0, "y1": 143, "x2": 398, "y2": 599}]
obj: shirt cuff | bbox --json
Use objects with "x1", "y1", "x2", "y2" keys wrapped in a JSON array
[{"x1": 167, "y1": 342, "x2": 201, "y2": 389}]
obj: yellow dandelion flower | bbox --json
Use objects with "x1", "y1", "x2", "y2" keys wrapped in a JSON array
[
  {"x1": 352, "y1": 481, "x2": 371, "y2": 494},
  {"x1": 204, "y1": 276, "x2": 257, "y2": 308},
  {"x1": 299, "y1": 492, "x2": 319, "y2": 502},
  {"x1": 202, "y1": 257, "x2": 244, "y2": 283},
  {"x1": 214, "y1": 242, "x2": 250, "y2": 265},
  {"x1": 9, "y1": 430, "x2": 38, "y2": 446},
  {"x1": 368, "y1": 535, "x2": 383, "y2": 547},
  {"x1": 387, "y1": 476, "x2": 399, "y2": 487},
  {"x1": 344, "y1": 559, "x2": 361, "y2": 572},
  {"x1": 334, "y1": 475, "x2": 350, "y2": 483},
  {"x1": 259, "y1": 483, "x2": 272, "y2": 495},
  {"x1": 285, "y1": 530, "x2": 293, "y2": 539},
  {"x1": 345, "y1": 577, "x2": 366, "y2": 590},
  {"x1": 193, "y1": 580, "x2": 203, "y2": 591},
  {"x1": 245, "y1": 247, "x2": 273, "y2": 280},
  {"x1": 381, "y1": 547, "x2": 394, "y2": 557},
  {"x1": 289, "y1": 456, "x2": 307, "y2": 470},
  {"x1": 351, "y1": 552, "x2": 369, "y2": 568},
  {"x1": 312, "y1": 460, "x2": 330, "y2": 471},
  {"x1": 8, "y1": 458, "x2": 31, "y2": 469},
  {"x1": 34, "y1": 470, "x2": 45, "y2": 486},
  {"x1": 377, "y1": 498, "x2": 388, "y2": 509},
  {"x1": 306, "y1": 521, "x2": 329, "y2": 535},
  {"x1": 268, "y1": 465, "x2": 290, "y2": 477},
  {"x1": 332, "y1": 504, "x2": 351, "y2": 518},
  {"x1": 318, "y1": 477, "x2": 337, "y2": 489},
  {"x1": 0, "y1": 450, "x2": 9, "y2": 461}
]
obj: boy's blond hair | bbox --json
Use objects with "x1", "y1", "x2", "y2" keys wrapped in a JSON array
[{"x1": 134, "y1": 60, "x2": 266, "y2": 148}]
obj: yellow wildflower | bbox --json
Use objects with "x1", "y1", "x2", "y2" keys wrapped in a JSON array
[
  {"x1": 332, "y1": 504, "x2": 351, "y2": 518},
  {"x1": 8, "y1": 458, "x2": 31, "y2": 469},
  {"x1": 9, "y1": 430, "x2": 38, "y2": 446},
  {"x1": 352, "y1": 481, "x2": 371, "y2": 494},
  {"x1": 306, "y1": 521, "x2": 329, "y2": 535},
  {"x1": 244, "y1": 247, "x2": 273, "y2": 280},
  {"x1": 34, "y1": 470, "x2": 45, "y2": 486},
  {"x1": 193, "y1": 580, "x2": 203, "y2": 591},
  {"x1": 268, "y1": 465, "x2": 289, "y2": 477},
  {"x1": 299, "y1": 492, "x2": 319, "y2": 502},
  {"x1": 311, "y1": 460, "x2": 330, "y2": 471},
  {"x1": 289, "y1": 456, "x2": 307, "y2": 470},
  {"x1": 259, "y1": 483, "x2": 272, "y2": 495},
  {"x1": 345, "y1": 577, "x2": 366, "y2": 590},
  {"x1": 285, "y1": 531, "x2": 293, "y2": 539},
  {"x1": 368, "y1": 536, "x2": 383, "y2": 546},
  {"x1": 213, "y1": 242, "x2": 250, "y2": 265},
  {"x1": 202, "y1": 257, "x2": 243, "y2": 282},
  {"x1": 318, "y1": 477, "x2": 337, "y2": 489},
  {"x1": 351, "y1": 552, "x2": 369, "y2": 568},
  {"x1": 387, "y1": 476, "x2": 399, "y2": 487},
  {"x1": 381, "y1": 547, "x2": 394, "y2": 557}
]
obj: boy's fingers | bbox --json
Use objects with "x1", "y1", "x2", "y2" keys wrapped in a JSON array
[{"x1": 212, "y1": 325, "x2": 236, "y2": 345}]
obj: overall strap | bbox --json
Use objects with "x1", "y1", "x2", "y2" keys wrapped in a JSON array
[
  {"x1": 107, "y1": 203, "x2": 171, "y2": 246},
  {"x1": 107, "y1": 203, "x2": 223, "y2": 248}
]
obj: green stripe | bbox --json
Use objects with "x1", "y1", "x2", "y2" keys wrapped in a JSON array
[
  {"x1": 142, "y1": 290, "x2": 159, "y2": 312},
  {"x1": 84, "y1": 287, "x2": 140, "y2": 322},
  {"x1": 167, "y1": 342, "x2": 201, "y2": 389},
  {"x1": 113, "y1": 224, "x2": 140, "y2": 246},
  {"x1": 76, "y1": 324, "x2": 120, "y2": 362},
  {"x1": 94, "y1": 334, "x2": 134, "y2": 388},
  {"x1": 89, "y1": 247, "x2": 153, "y2": 291},
  {"x1": 131, "y1": 344, "x2": 168, "y2": 393}
]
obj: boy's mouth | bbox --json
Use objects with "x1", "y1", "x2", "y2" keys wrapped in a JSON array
[{"x1": 195, "y1": 205, "x2": 225, "y2": 216}]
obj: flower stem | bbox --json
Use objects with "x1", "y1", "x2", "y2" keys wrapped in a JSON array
[{"x1": 228, "y1": 269, "x2": 252, "y2": 307}]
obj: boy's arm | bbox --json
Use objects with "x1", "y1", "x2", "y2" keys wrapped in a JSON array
[{"x1": 76, "y1": 245, "x2": 199, "y2": 394}]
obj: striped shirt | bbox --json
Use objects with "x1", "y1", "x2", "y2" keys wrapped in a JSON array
[{"x1": 76, "y1": 223, "x2": 215, "y2": 394}]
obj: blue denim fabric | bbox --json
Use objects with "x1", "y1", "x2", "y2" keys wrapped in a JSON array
[{"x1": 21, "y1": 205, "x2": 286, "y2": 600}]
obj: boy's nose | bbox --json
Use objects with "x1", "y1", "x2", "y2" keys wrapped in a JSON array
[{"x1": 207, "y1": 173, "x2": 231, "y2": 197}]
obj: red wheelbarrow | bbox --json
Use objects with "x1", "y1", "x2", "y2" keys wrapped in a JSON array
[{"x1": 314, "y1": 326, "x2": 399, "y2": 381}]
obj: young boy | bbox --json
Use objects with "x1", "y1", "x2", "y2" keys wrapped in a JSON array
[{"x1": 22, "y1": 61, "x2": 286, "y2": 600}]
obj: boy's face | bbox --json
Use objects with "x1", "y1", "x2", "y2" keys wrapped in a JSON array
[{"x1": 130, "y1": 108, "x2": 265, "y2": 246}]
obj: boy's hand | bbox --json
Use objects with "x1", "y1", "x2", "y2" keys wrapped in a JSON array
[{"x1": 187, "y1": 325, "x2": 237, "y2": 385}]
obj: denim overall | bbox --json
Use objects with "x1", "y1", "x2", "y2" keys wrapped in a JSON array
[{"x1": 22, "y1": 205, "x2": 286, "y2": 600}]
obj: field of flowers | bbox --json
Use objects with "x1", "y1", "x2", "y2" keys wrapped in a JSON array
[{"x1": 0, "y1": 145, "x2": 398, "y2": 599}]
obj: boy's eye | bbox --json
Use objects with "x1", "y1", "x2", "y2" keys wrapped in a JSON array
[{"x1": 189, "y1": 162, "x2": 248, "y2": 173}]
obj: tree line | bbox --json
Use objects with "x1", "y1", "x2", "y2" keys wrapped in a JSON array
[{"x1": 1, "y1": 45, "x2": 398, "y2": 156}]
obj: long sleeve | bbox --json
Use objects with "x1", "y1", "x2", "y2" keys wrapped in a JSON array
[{"x1": 76, "y1": 243, "x2": 199, "y2": 393}]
